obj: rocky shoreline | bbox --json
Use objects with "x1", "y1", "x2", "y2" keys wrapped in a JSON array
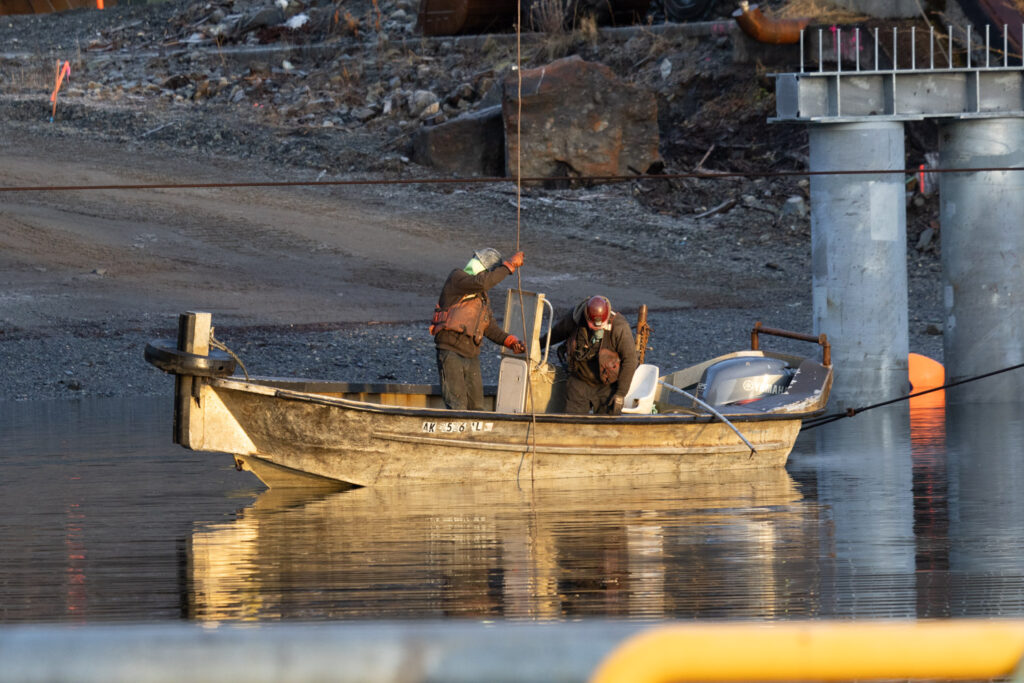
[
  {"x1": 1, "y1": 297, "x2": 944, "y2": 403},
  {"x1": 0, "y1": 1, "x2": 946, "y2": 403}
]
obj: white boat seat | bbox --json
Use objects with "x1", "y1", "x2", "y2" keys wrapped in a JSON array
[{"x1": 622, "y1": 363, "x2": 659, "y2": 414}]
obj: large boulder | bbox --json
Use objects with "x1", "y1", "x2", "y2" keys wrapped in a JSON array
[
  {"x1": 502, "y1": 55, "x2": 661, "y2": 181},
  {"x1": 411, "y1": 105, "x2": 505, "y2": 177}
]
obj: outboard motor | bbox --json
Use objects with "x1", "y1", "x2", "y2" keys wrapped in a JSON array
[{"x1": 697, "y1": 356, "x2": 794, "y2": 406}]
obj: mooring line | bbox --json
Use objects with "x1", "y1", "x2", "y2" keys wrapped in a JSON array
[
  {"x1": 511, "y1": 0, "x2": 540, "y2": 485},
  {"x1": 802, "y1": 361, "x2": 1024, "y2": 430},
  {"x1": 209, "y1": 330, "x2": 249, "y2": 380}
]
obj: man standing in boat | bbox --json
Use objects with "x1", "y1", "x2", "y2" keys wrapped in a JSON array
[
  {"x1": 431, "y1": 247, "x2": 526, "y2": 410},
  {"x1": 545, "y1": 295, "x2": 637, "y2": 415}
]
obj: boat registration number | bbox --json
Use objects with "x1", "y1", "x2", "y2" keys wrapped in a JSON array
[{"x1": 422, "y1": 421, "x2": 494, "y2": 434}]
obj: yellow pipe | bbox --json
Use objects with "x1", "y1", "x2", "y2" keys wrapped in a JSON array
[{"x1": 590, "y1": 620, "x2": 1024, "y2": 683}]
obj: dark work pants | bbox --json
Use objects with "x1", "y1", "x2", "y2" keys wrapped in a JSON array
[
  {"x1": 437, "y1": 348, "x2": 485, "y2": 410},
  {"x1": 565, "y1": 376, "x2": 613, "y2": 415}
]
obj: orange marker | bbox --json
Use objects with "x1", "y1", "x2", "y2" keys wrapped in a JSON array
[
  {"x1": 909, "y1": 352, "x2": 945, "y2": 446},
  {"x1": 50, "y1": 60, "x2": 71, "y2": 121},
  {"x1": 909, "y1": 352, "x2": 945, "y2": 411},
  {"x1": 909, "y1": 352, "x2": 944, "y2": 391}
]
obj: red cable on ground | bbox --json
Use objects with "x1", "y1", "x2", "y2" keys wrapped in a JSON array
[{"x1": 2, "y1": 166, "x2": 1022, "y2": 194}]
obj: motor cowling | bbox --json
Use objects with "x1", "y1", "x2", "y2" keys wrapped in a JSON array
[{"x1": 697, "y1": 356, "x2": 793, "y2": 406}]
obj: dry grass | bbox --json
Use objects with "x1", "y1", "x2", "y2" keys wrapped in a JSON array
[
  {"x1": 578, "y1": 14, "x2": 598, "y2": 44},
  {"x1": 3, "y1": 60, "x2": 54, "y2": 94},
  {"x1": 530, "y1": 0, "x2": 600, "y2": 61},
  {"x1": 537, "y1": 33, "x2": 575, "y2": 61},
  {"x1": 370, "y1": 0, "x2": 382, "y2": 33},
  {"x1": 771, "y1": 0, "x2": 868, "y2": 23},
  {"x1": 329, "y1": 7, "x2": 361, "y2": 38},
  {"x1": 530, "y1": 0, "x2": 568, "y2": 34}
]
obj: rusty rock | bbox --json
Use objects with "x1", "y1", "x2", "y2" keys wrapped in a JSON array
[{"x1": 501, "y1": 55, "x2": 661, "y2": 181}]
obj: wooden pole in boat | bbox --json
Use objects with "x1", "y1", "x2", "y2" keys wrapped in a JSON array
[
  {"x1": 635, "y1": 305, "x2": 650, "y2": 364},
  {"x1": 173, "y1": 311, "x2": 211, "y2": 445}
]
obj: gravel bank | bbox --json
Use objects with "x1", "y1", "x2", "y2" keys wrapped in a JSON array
[
  {"x1": 0, "y1": 299, "x2": 944, "y2": 403},
  {"x1": 0, "y1": 1, "x2": 946, "y2": 403}
]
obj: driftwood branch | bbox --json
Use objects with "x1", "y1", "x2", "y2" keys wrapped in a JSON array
[{"x1": 695, "y1": 198, "x2": 737, "y2": 219}]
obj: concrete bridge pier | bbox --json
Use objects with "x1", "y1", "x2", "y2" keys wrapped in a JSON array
[
  {"x1": 809, "y1": 121, "x2": 909, "y2": 407},
  {"x1": 939, "y1": 118, "x2": 1024, "y2": 403}
]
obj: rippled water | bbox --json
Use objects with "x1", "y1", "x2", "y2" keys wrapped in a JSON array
[{"x1": 2, "y1": 396, "x2": 1023, "y2": 624}]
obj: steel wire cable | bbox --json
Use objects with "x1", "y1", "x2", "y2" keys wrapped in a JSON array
[
  {"x1": 802, "y1": 361, "x2": 1024, "y2": 430},
  {"x1": 511, "y1": 0, "x2": 540, "y2": 485},
  {"x1": 13, "y1": 129, "x2": 1019, "y2": 441},
  {"x1": 3, "y1": 165, "x2": 1024, "y2": 193}
]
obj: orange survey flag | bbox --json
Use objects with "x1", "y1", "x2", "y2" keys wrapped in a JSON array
[{"x1": 50, "y1": 60, "x2": 71, "y2": 121}]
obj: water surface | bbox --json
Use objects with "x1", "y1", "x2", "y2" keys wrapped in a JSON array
[{"x1": 2, "y1": 397, "x2": 1023, "y2": 624}]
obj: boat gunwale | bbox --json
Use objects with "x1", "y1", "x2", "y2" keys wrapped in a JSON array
[{"x1": 207, "y1": 376, "x2": 828, "y2": 425}]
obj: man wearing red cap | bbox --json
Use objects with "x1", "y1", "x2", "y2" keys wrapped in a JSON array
[{"x1": 544, "y1": 295, "x2": 637, "y2": 415}]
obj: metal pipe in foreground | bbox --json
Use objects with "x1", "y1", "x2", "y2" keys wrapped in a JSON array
[
  {"x1": 0, "y1": 621, "x2": 640, "y2": 683},
  {"x1": 5, "y1": 620, "x2": 1024, "y2": 682},
  {"x1": 590, "y1": 620, "x2": 1024, "y2": 682}
]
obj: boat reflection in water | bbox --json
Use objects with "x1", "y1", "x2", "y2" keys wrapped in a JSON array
[{"x1": 184, "y1": 469, "x2": 818, "y2": 623}]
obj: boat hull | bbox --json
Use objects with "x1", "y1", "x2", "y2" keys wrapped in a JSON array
[
  {"x1": 152, "y1": 310, "x2": 832, "y2": 490},
  {"x1": 191, "y1": 379, "x2": 803, "y2": 488}
]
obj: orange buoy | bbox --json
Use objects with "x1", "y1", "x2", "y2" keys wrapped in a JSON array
[
  {"x1": 909, "y1": 353, "x2": 945, "y2": 441},
  {"x1": 909, "y1": 352, "x2": 944, "y2": 391}
]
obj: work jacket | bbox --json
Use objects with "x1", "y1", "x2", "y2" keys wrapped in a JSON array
[
  {"x1": 432, "y1": 265, "x2": 513, "y2": 358},
  {"x1": 547, "y1": 302, "x2": 638, "y2": 399}
]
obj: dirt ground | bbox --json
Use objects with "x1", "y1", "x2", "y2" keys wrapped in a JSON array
[
  {"x1": 0, "y1": 0, "x2": 947, "y2": 400},
  {"x1": 0, "y1": 130, "x2": 806, "y2": 329}
]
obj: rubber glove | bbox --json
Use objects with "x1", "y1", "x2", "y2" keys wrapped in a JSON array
[
  {"x1": 503, "y1": 251, "x2": 524, "y2": 273},
  {"x1": 504, "y1": 335, "x2": 526, "y2": 354},
  {"x1": 608, "y1": 395, "x2": 624, "y2": 416}
]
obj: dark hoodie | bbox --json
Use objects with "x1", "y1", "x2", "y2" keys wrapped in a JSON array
[{"x1": 546, "y1": 300, "x2": 638, "y2": 399}]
